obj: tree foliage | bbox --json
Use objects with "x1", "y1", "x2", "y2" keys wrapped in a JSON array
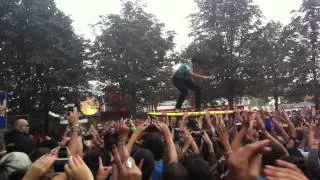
[
  {"x1": 288, "y1": 0, "x2": 320, "y2": 108},
  {"x1": 188, "y1": 0, "x2": 262, "y2": 107},
  {"x1": 0, "y1": 0, "x2": 86, "y2": 131},
  {"x1": 246, "y1": 21, "x2": 300, "y2": 108},
  {"x1": 91, "y1": 1, "x2": 175, "y2": 114},
  {"x1": 183, "y1": 0, "x2": 320, "y2": 108},
  {"x1": 0, "y1": 0, "x2": 319, "y2": 118}
]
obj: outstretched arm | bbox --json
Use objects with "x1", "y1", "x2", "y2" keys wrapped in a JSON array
[
  {"x1": 281, "y1": 109, "x2": 295, "y2": 134},
  {"x1": 231, "y1": 116, "x2": 250, "y2": 151},
  {"x1": 256, "y1": 114, "x2": 289, "y2": 155},
  {"x1": 126, "y1": 122, "x2": 148, "y2": 154},
  {"x1": 308, "y1": 123, "x2": 319, "y2": 150},
  {"x1": 271, "y1": 116, "x2": 290, "y2": 143},
  {"x1": 68, "y1": 108, "x2": 83, "y2": 157},
  {"x1": 187, "y1": 71, "x2": 208, "y2": 79},
  {"x1": 156, "y1": 122, "x2": 178, "y2": 163}
]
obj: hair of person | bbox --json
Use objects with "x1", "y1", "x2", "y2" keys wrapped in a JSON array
[
  {"x1": 191, "y1": 57, "x2": 203, "y2": 65},
  {"x1": 8, "y1": 169, "x2": 27, "y2": 180},
  {"x1": 212, "y1": 138, "x2": 226, "y2": 160},
  {"x1": 185, "y1": 154, "x2": 213, "y2": 180},
  {"x1": 280, "y1": 155, "x2": 312, "y2": 179},
  {"x1": 103, "y1": 132, "x2": 119, "y2": 152},
  {"x1": 130, "y1": 143, "x2": 141, "y2": 157},
  {"x1": 287, "y1": 148, "x2": 304, "y2": 158},
  {"x1": 262, "y1": 143, "x2": 287, "y2": 166},
  {"x1": 242, "y1": 137, "x2": 255, "y2": 146},
  {"x1": 133, "y1": 148, "x2": 155, "y2": 180},
  {"x1": 162, "y1": 162, "x2": 188, "y2": 180},
  {"x1": 84, "y1": 148, "x2": 111, "y2": 178},
  {"x1": 28, "y1": 147, "x2": 50, "y2": 162},
  {"x1": 39, "y1": 139, "x2": 59, "y2": 150},
  {"x1": 202, "y1": 142, "x2": 210, "y2": 161},
  {"x1": 142, "y1": 135, "x2": 164, "y2": 161}
]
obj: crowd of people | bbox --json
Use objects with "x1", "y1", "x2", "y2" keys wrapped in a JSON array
[{"x1": 0, "y1": 107, "x2": 319, "y2": 180}]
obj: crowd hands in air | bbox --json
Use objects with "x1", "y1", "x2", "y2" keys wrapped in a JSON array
[{"x1": 2, "y1": 107, "x2": 320, "y2": 180}]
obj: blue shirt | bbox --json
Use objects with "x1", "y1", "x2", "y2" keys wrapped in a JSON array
[
  {"x1": 174, "y1": 64, "x2": 192, "y2": 80},
  {"x1": 151, "y1": 160, "x2": 163, "y2": 180}
]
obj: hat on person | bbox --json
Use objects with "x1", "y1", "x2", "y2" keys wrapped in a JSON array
[{"x1": 0, "y1": 152, "x2": 31, "y2": 179}]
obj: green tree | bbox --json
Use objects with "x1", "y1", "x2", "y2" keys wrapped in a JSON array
[
  {"x1": 91, "y1": 1, "x2": 175, "y2": 114},
  {"x1": 289, "y1": 0, "x2": 320, "y2": 108},
  {"x1": 188, "y1": 0, "x2": 262, "y2": 107},
  {"x1": 247, "y1": 21, "x2": 298, "y2": 109},
  {"x1": 0, "y1": 0, "x2": 85, "y2": 132}
]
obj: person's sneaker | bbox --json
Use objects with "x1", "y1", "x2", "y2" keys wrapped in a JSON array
[{"x1": 174, "y1": 108, "x2": 182, "y2": 112}]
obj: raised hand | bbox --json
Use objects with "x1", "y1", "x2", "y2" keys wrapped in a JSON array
[
  {"x1": 255, "y1": 113, "x2": 266, "y2": 131},
  {"x1": 96, "y1": 156, "x2": 112, "y2": 180},
  {"x1": 155, "y1": 122, "x2": 171, "y2": 136},
  {"x1": 182, "y1": 128, "x2": 193, "y2": 152},
  {"x1": 264, "y1": 160, "x2": 308, "y2": 180},
  {"x1": 217, "y1": 120, "x2": 229, "y2": 144},
  {"x1": 202, "y1": 130, "x2": 214, "y2": 153},
  {"x1": 310, "y1": 122, "x2": 317, "y2": 132},
  {"x1": 312, "y1": 107, "x2": 316, "y2": 117},
  {"x1": 116, "y1": 120, "x2": 130, "y2": 142},
  {"x1": 309, "y1": 122, "x2": 319, "y2": 149},
  {"x1": 59, "y1": 136, "x2": 71, "y2": 148},
  {"x1": 112, "y1": 144, "x2": 142, "y2": 180},
  {"x1": 202, "y1": 131, "x2": 212, "y2": 145},
  {"x1": 204, "y1": 110, "x2": 210, "y2": 121},
  {"x1": 69, "y1": 107, "x2": 79, "y2": 126},
  {"x1": 90, "y1": 124, "x2": 98, "y2": 136},
  {"x1": 64, "y1": 155, "x2": 94, "y2": 180},
  {"x1": 234, "y1": 108, "x2": 243, "y2": 121},
  {"x1": 228, "y1": 140, "x2": 271, "y2": 180},
  {"x1": 135, "y1": 122, "x2": 148, "y2": 136},
  {"x1": 281, "y1": 108, "x2": 290, "y2": 119},
  {"x1": 242, "y1": 112, "x2": 252, "y2": 128},
  {"x1": 183, "y1": 112, "x2": 189, "y2": 120},
  {"x1": 216, "y1": 118, "x2": 233, "y2": 154},
  {"x1": 23, "y1": 148, "x2": 59, "y2": 180},
  {"x1": 126, "y1": 121, "x2": 149, "y2": 154},
  {"x1": 156, "y1": 120, "x2": 179, "y2": 162}
]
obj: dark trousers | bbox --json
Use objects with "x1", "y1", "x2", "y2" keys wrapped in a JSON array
[{"x1": 173, "y1": 77, "x2": 201, "y2": 109}]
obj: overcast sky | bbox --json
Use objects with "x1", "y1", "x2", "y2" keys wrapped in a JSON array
[{"x1": 55, "y1": 0, "x2": 302, "y2": 51}]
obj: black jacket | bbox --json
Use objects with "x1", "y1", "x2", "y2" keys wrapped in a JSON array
[{"x1": 4, "y1": 130, "x2": 36, "y2": 154}]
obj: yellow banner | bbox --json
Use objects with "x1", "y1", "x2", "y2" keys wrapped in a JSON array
[{"x1": 147, "y1": 110, "x2": 233, "y2": 117}]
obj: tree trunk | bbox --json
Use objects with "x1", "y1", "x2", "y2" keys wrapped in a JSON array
[
  {"x1": 315, "y1": 93, "x2": 319, "y2": 110},
  {"x1": 310, "y1": 7, "x2": 319, "y2": 109},
  {"x1": 227, "y1": 96, "x2": 234, "y2": 109},
  {"x1": 273, "y1": 85, "x2": 279, "y2": 110},
  {"x1": 312, "y1": 50, "x2": 319, "y2": 110},
  {"x1": 43, "y1": 102, "x2": 50, "y2": 134},
  {"x1": 128, "y1": 89, "x2": 137, "y2": 116},
  {"x1": 273, "y1": 95, "x2": 279, "y2": 111},
  {"x1": 42, "y1": 86, "x2": 51, "y2": 134},
  {"x1": 227, "y1": 81, "x2": 235, "y2": 109}
]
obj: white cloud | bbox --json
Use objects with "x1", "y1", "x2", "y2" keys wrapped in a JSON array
[
  {"x1": 255, "y1": 0, "x2": 302, "y2": 24},
  {"x1": 55, "y1": 0, "x2": 302, "y2": 50},
  {"x1": 144, "y1": 0, "x2": 196, "y2": 50},
  {"x1": 55, "y1": 0, "x2": 121, "y2": 39}
]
